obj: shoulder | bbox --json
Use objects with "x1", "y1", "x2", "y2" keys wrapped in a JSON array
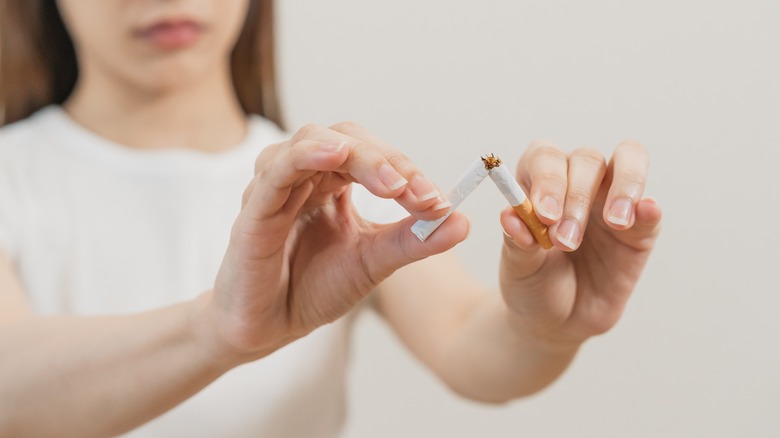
[
  {"x1": 0, "y1": 106, "x2": 62, "y2": 161},
  {"x1": 0, "y1": 117, "x2": 38, "y2": 154}
]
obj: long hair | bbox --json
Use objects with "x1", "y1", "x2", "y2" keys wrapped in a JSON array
[{"x1": 0, "y1": 0, "x2": 284, "y2": 128}]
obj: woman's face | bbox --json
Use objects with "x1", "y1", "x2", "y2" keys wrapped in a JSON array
[{"x1": 56, "y1": 0, "x2": 250, "y2": 92}]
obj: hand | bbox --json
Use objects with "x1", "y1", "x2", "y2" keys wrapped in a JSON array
[
  {"x1": 203, "y1": 123, "x2": 469, "y2": 360},
  {"x1": 498, "y1": 140, "x2": 662, "y2": 349}
]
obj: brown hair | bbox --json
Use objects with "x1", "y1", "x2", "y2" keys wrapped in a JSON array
[{"x1": 0, "y1": 0, "x2": 284, "y2": 128}]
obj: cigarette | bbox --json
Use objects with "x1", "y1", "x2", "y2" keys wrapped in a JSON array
[
  {"x1": 484, "y1": 154, "x2": 553, "y2": 249},
  {"x1": 410, "y1": 154, "x2": 553, "y2": 249},
  {"x1": 410, "y1": 159, "x2": 490, "y2": 241}
]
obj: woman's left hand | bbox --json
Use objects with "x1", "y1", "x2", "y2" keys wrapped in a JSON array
[{"x1": 499, "y1": 140, "x2": 662, "y2": 349}]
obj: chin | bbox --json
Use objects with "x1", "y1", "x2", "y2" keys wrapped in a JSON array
[{"x1": 123, "y1": 53, "x2": 221, "y2": 95}]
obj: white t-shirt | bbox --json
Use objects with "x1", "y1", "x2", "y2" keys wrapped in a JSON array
[{"x1": 0, "y1": 107, "x2": 402, "y2": 437}]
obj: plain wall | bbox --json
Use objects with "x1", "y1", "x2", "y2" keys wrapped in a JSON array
[{"x1": 277, "y1": 1, "x2": 779, "y2": 437}]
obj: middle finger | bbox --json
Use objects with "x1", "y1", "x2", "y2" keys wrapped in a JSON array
[{"x1": 552, "y1": 147, "x2": 607, "y2": 251}]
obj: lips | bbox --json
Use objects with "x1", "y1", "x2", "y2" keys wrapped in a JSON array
[{"x1": 134, "y1": 19, "x2": 204, "y2": 50}]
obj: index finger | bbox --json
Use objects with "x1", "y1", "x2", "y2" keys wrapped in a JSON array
[
  {"x1": 518, "y1": 140, "x2": 569, "y2": 224},
  {"x1": 251, "y1": 124, "x2": 446, "y2": 222},
  {"x1": 330, "y1": 121, "x2": 451, "y2": 220}
]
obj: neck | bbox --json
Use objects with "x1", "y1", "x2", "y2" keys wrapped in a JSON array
[{"x1": 64, "y1": 62, "x2": 247, "y2": 153}]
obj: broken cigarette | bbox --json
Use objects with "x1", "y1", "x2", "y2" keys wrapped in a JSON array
[
  {"x1": 410, "y1": 154, "x2": 553, "y2": 249},
  {"x1": 410, "y1": 159, "x2": 490, "y2": 241},
  {"x1": 483, "y1": 155, "x2": 553, "y2": 249}
]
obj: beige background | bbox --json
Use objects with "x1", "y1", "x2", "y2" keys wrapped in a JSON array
[{"x1": 278, "y1": 1, "x2": 779, "y2": 437}]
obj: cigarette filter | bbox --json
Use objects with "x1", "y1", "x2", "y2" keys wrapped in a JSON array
[
  {"x1": 410, "y1": 154, "x2": 553, "y2": 249},
  {"x1": 484, "y1": 155, "x2": 553, "y2": 249},
  {"x1": 410, "y1": 159, "x2": 489, "y2": 241}
]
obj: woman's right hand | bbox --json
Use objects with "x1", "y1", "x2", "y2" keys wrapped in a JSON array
[{"x1": 199, "y1": 122, "x2": 468, "y2": 362}]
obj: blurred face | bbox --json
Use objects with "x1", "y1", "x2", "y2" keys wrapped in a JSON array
[{"x1": 56, "y1": 0, "x2": 250, "y2": 92}]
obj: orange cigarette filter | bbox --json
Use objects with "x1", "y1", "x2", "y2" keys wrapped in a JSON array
[
  {"x1": 511, "y1": 199, "x2": 553, "y2": 249},
  {"x1": 483, "y1": 155, "x2": 553, "y2": 249}
]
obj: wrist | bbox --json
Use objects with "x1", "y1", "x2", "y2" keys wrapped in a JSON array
[{"x1": 187, "y1": 291, "x2": 261, "y2": 371}]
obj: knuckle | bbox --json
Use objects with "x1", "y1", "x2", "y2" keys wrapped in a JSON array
[
  {"x1": 587, "y1": 316, "x2": 617, "y2": 336},
  {"x1": 295, "y1": 123, "x2": 321, "y2": 140},
  {"x1": 349, "y1": 141, "x2": 369, "y2": 159},
  {"x1": 566, "y1": 189, "x2": 592, "y2": 210},
  {"x1": 241, "y1": 187, "x2": 252, "y2": 207},
  {"x1": 528, "y1": 139, "x2": 565, "y2": 158},
  {"x1": 262, "y1": 141, "x2": 283, "y2": 156},
  {"x1": 617, "y1": 169, "x2": 646, "y2": 188},
  {"x1": 528, "y1": 138, "x2": 556, "y2": 149},
  {"x1": 254, "y1": 155, "x2": 264, "y2": 173},
  {"x1": 229, "y1": 220, "x2": 249, "y2": 245},
  {"x1": 616, "y1": 139, "x2": 649, "y2": 162},
  {"x1": 618, "y1": 139, "x2": 646, "y2": 152},
  {"x1": 383, "y1": 150, "x2": 410, "y2": 168},
  {"x1": 573, "y1": 147, "x2": 606, "y2": 167},
  {"x1": 254, "y1": 143, "x2": 280, "y2": 173},
  {"x1": 330, "y1": 120, "x2": 362, "y2": 133},
  {"x1": 533, "y1": 171, "x2": 567, "y2": 193},
  {"x1": 350, "y1": 141, "x2": 385, "y2": 165},
  {"x1": 585, "y1": 299, "x2": 623, "y2": 335},
  {"x1": 243, "y1": 174, "x2": 259, "y2": 197}
]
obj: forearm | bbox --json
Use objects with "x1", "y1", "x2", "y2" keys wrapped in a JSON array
[
  {"x1": 377, "y1": 253, "x2": 581, "y2": 404},
  {"x1": 0, "y1": 291, "x2": 239, "y2": 437},
  {"x1": 434, "y1": 292, "x2": 579, "y2": 403}
]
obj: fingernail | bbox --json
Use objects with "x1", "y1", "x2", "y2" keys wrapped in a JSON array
[
  {"x1": 418, "y1": 190, "x2": 440, "y2": 202},
  {"x1": 379, "y1": 163, "x2": 408, "y2": 190},
  {"x1": 410, "y1": 174, "x2": 439, "y2": 202},
  {"x1": 556, "y1": 219, "x2": 580, "y2": 250},
  {"x1": 321, "y1": 141, "x2": 345, "y2": 153},
  {"x1": 607, "y1": 198, "x2": 633, "y2": 226},
  {"x1": 537, "y1": 196, "x2": 560, "y2": 220},
  {"x1": 502, "y1": 228, "x2": 513, "y2": 239},
  {"x1": 433, "y1": 199, "x2": 453, "y2": 211}
]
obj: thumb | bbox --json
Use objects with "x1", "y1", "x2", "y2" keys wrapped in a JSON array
[
  {"x1": 362, "y1": 212, "x2": 470, "y2": 283},
  {"x1": 498, "y1": 206, "x2": 551, "y2": 280}
]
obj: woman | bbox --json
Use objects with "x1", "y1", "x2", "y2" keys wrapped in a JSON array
[{"x1": 0, "y1": 0, "x2": 662, "y2": 436}]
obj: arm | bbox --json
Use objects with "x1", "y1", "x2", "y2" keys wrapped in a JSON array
[
  {"x1": 375, "y1": 140, "x2": 663, "y2": 403},
  {"x1": 0, "y1": 124, "x2": 467, "y2": 436},
  {"x1": 0, "y1": 249, "x2": 237, "y2": 437},
  {"x1": 375, "y1": 253, "x2": 577, "y2": 403}
]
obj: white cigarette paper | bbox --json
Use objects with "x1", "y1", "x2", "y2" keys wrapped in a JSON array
[
  {"x1": 487, "y1": 157, "x2": 554, "y2": 249},
  {"x1": 488, "y1": 164, "x2": 528, "y2": 206},
  {"x1": 410, "y1": 154, "x2": 552, "y2": 248},
  {"x1": 411, "y1": 159, "x2": 489, "y2": 241}
]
